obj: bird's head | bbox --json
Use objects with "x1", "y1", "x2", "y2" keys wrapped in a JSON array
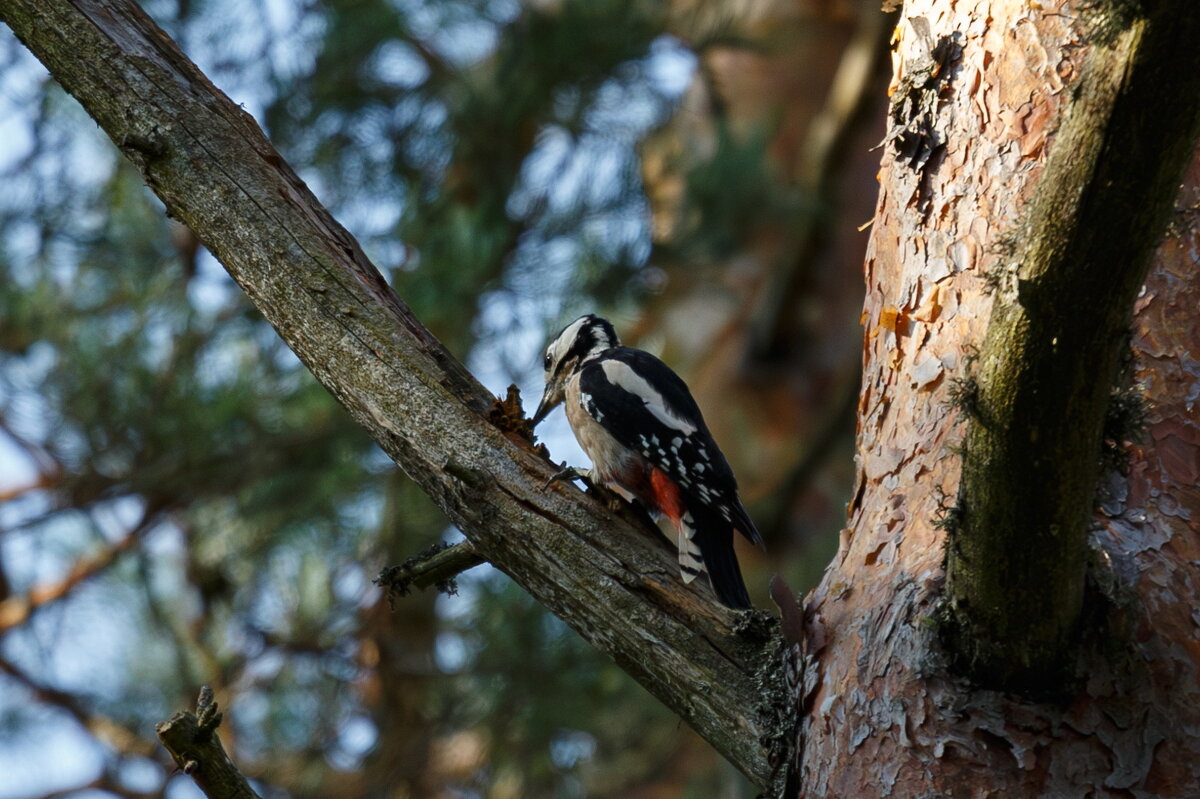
[{"x1": 533, "y1": 314, "x2": 620, "y2": 425}]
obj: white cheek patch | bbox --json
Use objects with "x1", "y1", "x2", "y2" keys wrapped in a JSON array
[
  {"x1": 599, "y1": 360, "x2": 699, "y2": 436},
  {"x1": 550, "y1": 317, "x2": 590, "y2": 365}
]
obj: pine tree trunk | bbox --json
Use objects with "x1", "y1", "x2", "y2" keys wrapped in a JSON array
[{"x1": 798, "y1": 1, "x2": 1200, "y2": 793}]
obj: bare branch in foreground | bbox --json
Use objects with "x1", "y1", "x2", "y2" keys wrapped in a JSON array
[{"x1": 156, "y1": 686, "x2": 261, "y2": 799}]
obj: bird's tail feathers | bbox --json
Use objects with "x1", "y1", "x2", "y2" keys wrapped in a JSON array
[
  {"x1": 693, "y1": 507, "x2": 753, "y2": 609},
  {"x1": 730, "y1": 500, "x2": 765, "y2": 549},
  {"x1": 677, "y1": 512, "x2": 703, "y2": 584}
]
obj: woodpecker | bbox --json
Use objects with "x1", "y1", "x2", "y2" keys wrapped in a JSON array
[{"x1": 532, "y1": 314, "x2": 762, "y2": 609}]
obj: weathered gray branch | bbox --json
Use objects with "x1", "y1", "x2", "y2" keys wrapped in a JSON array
[
  {"x1": 945, "y1": 3, "x2": 1200, "y2": 691},
  {"x1": 157, "y1": 687, "x2": 261, "y2": 799},
  {"x1": 0, "y1": 0, "x2": 782, "y2": 789}
]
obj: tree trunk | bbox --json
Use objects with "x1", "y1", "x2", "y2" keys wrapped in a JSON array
[{"x1": 800, "y1": 0, "x2": 1200, "y2": 793}]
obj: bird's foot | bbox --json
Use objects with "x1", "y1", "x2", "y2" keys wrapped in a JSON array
[
  {"x1": 542, "y1": 464, "x2": 592, "y2": 491},
  {"x1": 541, "y1": 467, "x2": 638, "y2": 517}
]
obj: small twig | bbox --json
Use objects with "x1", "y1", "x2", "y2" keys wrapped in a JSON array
[
  {"x1": 376, "y1": 541, "x2": 487, "y2": 598},
  {"x1": 156, "y1": 686, "x2": 261, "y2": 799}
]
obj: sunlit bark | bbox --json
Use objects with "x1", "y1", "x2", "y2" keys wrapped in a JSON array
[
  {"x1": 4, "y1": 0, "x2": 1200, "y2": 795},
  {"x1": 802, "y1": 1, "x2": 1200, "y2": 793}
]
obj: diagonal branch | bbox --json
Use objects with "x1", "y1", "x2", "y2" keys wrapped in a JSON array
[
  {"x1": 0, "y1": 511, "x2": 154, "y2": 633},
  {"x1": 0, "y1": 0, "x2": 783, "y2": 788},
  {"x1": 944, "y1": 4, "x2": 1200, "y2": 691}
]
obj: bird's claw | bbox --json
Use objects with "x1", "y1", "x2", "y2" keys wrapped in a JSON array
[{"x1": 542, "y1": 465, "x2": 587, "y2": 491}]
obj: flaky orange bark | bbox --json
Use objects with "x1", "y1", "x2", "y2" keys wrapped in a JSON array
[
  {"x1": 801, "y1": 0, "x2": 1200, "y2": 793},
  {"x1": 5, "y1": 0, "x2": 1199, "y2": 793}
]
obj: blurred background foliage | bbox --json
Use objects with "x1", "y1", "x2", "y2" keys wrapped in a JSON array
[{"x1": 0, "y1": 0, "x2": 892, "y2": 796}]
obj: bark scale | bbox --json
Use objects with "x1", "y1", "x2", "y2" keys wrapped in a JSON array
[{"x1": 5, "y1": 0, "x2": 1200, "y2": 795}]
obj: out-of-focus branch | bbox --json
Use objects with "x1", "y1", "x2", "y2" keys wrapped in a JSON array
[
  {"x1": 377, "y1": 541, "x2": 486, "y2": 597},
  {"x1": 157, "y1": 686, "x2": 261, "y2": 799},
  {"x1": 0, "y1": 476, "x2": 55, "y2": 503},
  {"x1": 751, "y1": 5, "x2": 897, "y2": 361},
  {"x1": 0, "y1": 654, "x2": 157, "y2": 759},
  {"x1": 36, "y1": 776, "x2": 158, "y2": 799},
  {"x1": 0, "y1": 412, "x2": 61, "y2": 478},
  {"x1": 0, "y1": 515, "x2": 151, "y2": 633}
]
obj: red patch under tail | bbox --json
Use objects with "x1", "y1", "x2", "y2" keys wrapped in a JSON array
[{"x1": 649, "y1": 467, "x2": 684, "y2": 528}]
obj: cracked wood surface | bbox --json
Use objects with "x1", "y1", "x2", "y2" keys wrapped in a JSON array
[{"x1": 0, "y1": 0, "x2": 782, "y2": 789}]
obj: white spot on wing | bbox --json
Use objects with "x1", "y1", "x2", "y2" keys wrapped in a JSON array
[
  {"x1": 599, "y1": 360, "x2": 699, "y2": 435},
  {"x1": 581, "y1": 392, "x2": 604, "y2": 421}
]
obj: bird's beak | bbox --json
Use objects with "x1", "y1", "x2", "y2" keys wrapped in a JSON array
[{"x1": 532, "y1": 380, "x2": 559, "y2": 426}]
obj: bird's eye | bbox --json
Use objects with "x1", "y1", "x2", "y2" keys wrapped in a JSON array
[{"x1": 543, "y1": 353, "x2": 552, "y2": 371}]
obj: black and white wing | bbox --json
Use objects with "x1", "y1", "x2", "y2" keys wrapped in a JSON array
[
  {"x1": 577, "y1": 347, "x2": 762, "y2": 544},
  {"x1": 576, "y1": 348, "x2": 761, "y2": 608}
]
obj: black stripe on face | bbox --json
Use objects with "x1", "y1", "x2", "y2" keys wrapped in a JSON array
[
  {"x1": 565, "y1": 327, "x2": 597, "y2": 363},
  {"x1": 546, "y1": 315, "x2": 619, "y2": 379},
  {"x1": 566, "y1": 316, "x2": 617, "y2": 362}
]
